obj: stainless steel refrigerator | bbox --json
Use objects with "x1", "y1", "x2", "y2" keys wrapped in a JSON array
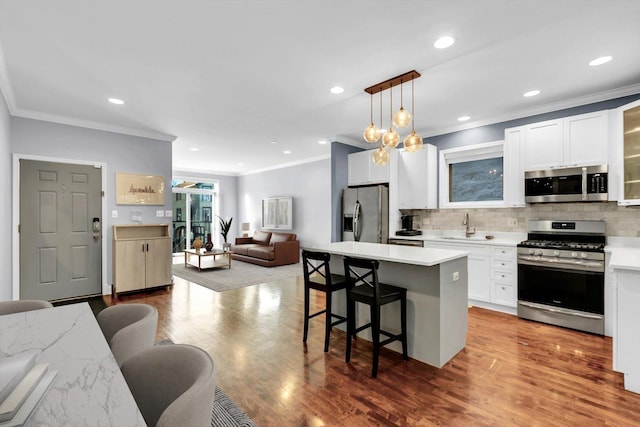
[{"x1": 342, "y1": 185, "x2": 389, "y2": 243}]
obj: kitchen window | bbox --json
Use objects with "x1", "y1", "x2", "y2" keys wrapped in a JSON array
[{"x1": 439, "y1": 141, "x2": 504, "y2": 208}]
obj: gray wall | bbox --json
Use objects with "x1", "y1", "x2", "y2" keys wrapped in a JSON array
[
  {"x1": 237, "y1": 158, "x2": 331, "y2": 248},
  {"x1": 172, "y1": 169, "x2": 239, "y2": 241},
  {"x1": 0, "y1": 93, "x2": 11, "y2": 300},
  {"x1": 331, "y1": 142, "x2": 361, "y2": 242},
  {"x1": 10, "y1": 117, "x2": 172, "y2": 297}
]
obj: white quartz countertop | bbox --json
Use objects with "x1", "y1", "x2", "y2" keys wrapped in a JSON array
[
  {"x1": 389, "y1": 230, "x2": 525, "y2": 247},
  {"x1": 607, "y1": 247, "x2": 640, "y2": 271},
  {"x1": 304, "y1": 241, "x2": 467, "y2": 267}
]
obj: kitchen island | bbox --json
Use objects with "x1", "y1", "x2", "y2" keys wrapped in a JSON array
[{"x1": 304, "y1": 241, "x2": 468, "y2": 368}]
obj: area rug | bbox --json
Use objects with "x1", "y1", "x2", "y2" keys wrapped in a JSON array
[{"x1": 172, "y1": 260, "x2": 302, "y2": 292}]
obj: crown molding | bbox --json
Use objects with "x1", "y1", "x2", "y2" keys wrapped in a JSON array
[
  {"x1": 419, "y1": 83, "x2": 640, "y2": 138},
  {"x1": 239, "y1": 154, "x2": 331, "y2": 176},
  {"x1": 13, "y1": 108, "x2": 177, "y2": 142}
]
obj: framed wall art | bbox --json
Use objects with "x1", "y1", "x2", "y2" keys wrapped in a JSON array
[
  {"x1": 116, "y1": 173, "x2": 165, "y2": 205},
  {"x1": 261, "y1": 197, "x2": 292, "y2": 230}
]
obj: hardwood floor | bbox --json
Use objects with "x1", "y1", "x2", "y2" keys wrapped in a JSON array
[{"x1": 107, "y1": 274, "x2": 640, "y2": 426}]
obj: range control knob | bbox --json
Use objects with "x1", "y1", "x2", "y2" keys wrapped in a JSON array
[
  {"x1": 528, "y1": 249, "x2": 535, "y2": 255},
  {"x1": 535, "y1": 249, "x2": 544, "y2": 256},
  {"x1": 553, "y1": 250, "x2": 560, "y2": 257},
  {"x1": 571, "y1": 251, "x2": 578, "y2": 258},
  {"x1": 581, "y1": 252, "x2": 588, "y2": 258}
]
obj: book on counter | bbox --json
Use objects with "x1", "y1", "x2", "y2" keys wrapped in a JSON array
[{"x1": 0, "y1": 352, "x2": 58, "y2": 427}]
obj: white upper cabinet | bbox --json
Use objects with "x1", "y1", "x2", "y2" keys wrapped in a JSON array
[
  {"x1": 397, "y1": 144, "x2": 437, "y2": 209},
  {"x1": 523, "y1": 111, "x2": 609, "y2": 171},
  {"x1": 348, "y1": 149, "x2": 392, "y2": 186},
  {"x1": 503, "y1": 126, "x2": 525, "y2": 207},
  {"x1": 524, "y1": 119, "x2": 564, "y2": 170},
  {"x1": 616, "y1": 99, "x2": 640, "y2": 206}
]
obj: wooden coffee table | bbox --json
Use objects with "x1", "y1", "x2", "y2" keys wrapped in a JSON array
[{"x1": 183, "y1": 249, "x2": 234, "y2": 271}]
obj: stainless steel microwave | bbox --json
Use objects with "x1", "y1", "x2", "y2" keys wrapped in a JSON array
[{"x1": 524, "y1": 165, "x2": 608, "y2": 203}]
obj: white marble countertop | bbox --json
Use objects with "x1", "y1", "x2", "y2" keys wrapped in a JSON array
[
  {"x1": 304, "y1": 241, "x2": 467, "y2": 266},
  {"x1": 0, "y1": 303, "x2": 146, "y2": 426}
]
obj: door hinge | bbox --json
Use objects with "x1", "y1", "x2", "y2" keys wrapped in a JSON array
[
  {"x1": 18, "y1": 224, "x2": 20, "y2": 233},
  {"x1": 101, "y1": 191, "x2": 105, "y2": 197}
]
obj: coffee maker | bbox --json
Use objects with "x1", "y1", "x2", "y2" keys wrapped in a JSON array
[{"x1": 396, "y1": 214, "x2": 422, "y2": 236}]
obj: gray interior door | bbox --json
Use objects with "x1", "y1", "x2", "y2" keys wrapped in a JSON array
[{"x1": 20, "y1": 160, "x2": 102, "y2": 301}]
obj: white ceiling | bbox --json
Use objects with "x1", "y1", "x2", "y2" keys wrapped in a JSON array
[{"x1": 1, "y1": 0, "x2": 639, "y2": 175}]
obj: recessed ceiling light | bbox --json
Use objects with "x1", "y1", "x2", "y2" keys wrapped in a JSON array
[
  {"x1": 434, "y1": 36, "x2": 455, "y2": 49},
  {"x1": 318, "y1": 140, "x2": 328, "y2": 145},
  {"x1": 589, "y1": 56, "x2": 612, "y2": 66},
  {"x1": 458, "y1": 116, "x2": 470, "y2": 122},
  {"x1": 108, "y1": 98, "x2": 124, "y2": 105},
  {"x1": 283, "y1": 150, "x2": 292, "y2": 154},
  {"x1": 330, "y1": 86, "x2": 344, "y2": 94},
  {"x1": 237, "y1": 163, "x2": 244, "y2": 166},
  {"x1": 188, "y1": 147, "x2": 199, "y2": 151},
  {"x1": 523, "y1": 90, "x2": 540, "y2": 98},
  {"x1": 271, "y1": 141, "x2": 278, "y2": 144}
]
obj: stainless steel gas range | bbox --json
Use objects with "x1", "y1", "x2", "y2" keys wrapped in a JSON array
[{"x1": 517, "y1": 220, "x2": 606, "y2": 335}]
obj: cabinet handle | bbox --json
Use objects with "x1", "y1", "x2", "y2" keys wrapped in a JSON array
[
  {"x1": 146, "y1": 243, "x2": 149, "y2": 252},
  {"x1": 142, "y1": 244, "x2": 145, "y2": 252}
]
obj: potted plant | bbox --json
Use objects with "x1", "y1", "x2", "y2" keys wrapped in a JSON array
[{"x1": 217, "y1": 215, "x2": 233, "y2": 251}]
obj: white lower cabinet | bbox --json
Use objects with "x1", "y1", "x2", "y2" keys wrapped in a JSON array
[
  {"x1": 425, "y1": 241, "x2": 517, "y2": 311},
  {"x1": 490, "y1": 246, "x2": 517, "y2": 307}
]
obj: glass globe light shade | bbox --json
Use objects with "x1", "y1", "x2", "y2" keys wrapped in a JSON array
[
  {"x1": 362, "y1": 123, "x2": 380, "y2": 144},
  {"x1": 363, "y1": 123, "x2": 380, "y2": 143},
  {"x1": 392, "y1": 107, "x2": 412, "y2": 128},
  {"x1": 403, "y1": 130, "x2": 423, "y2": 152},
  {"x1": 382, "y1": 128, "x2": 400, "y2": 148},
  {"x1": 372, "y1": 146, "x2": 390, "y2": 165}
]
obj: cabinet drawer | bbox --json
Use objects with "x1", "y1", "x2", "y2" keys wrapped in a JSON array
[
  {"x1": 492, "y1": 259, "x2": 515, "y2": 272},
  {"x1": 492, "y1": 270, "x2": 514, "y2": 283},
  {"x1": 492, "y1": 283, "x2": 516, "y2": 307},
  {"x1": 493, "y1": 247, "x2": 515, "y2": 259}
]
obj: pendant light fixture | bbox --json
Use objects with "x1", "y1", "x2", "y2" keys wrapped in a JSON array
[
  {"x1": 382, "y1": 86, "x2": 400, "y2": 149},
  {"x1": 392, "y1": 79, "x2": 412, "y2": 128},
  {"x1": 363, "y1": 92, "x2": 380, "y2": 143},
  {"x1": 363, "y1": 70, "x2": 422, "y2": 164},
  {"x1": 403, "y1": 77, "x2": 423, "y2": 152}
]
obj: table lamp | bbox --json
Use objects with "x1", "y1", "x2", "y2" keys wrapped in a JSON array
[{"x1": 241, "y1": 222, "x2": 251, "y2": 237}]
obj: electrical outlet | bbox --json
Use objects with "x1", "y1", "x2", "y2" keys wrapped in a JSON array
[
  {"x1": 452, "y1": 271, "x2": 459, "y2": 282},
  {"x1": 156, "y1": 210, "x2": 165, "y2": 217},
  {"x1": 507, "y1": 218, "x2": 517, "y2": 227},
  {"x1": 165, "y1": 210, "x2": 172, "y2": 217}
]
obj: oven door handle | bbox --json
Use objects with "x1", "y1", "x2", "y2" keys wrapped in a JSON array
[
  {"x1": 518, "y1": 255, "x2": 603, "y2": 269},
  {"x1": 519, "y1": 301, "x2": 602, "y2": 319}
]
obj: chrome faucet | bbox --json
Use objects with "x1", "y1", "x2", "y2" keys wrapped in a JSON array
[{"x1": 463, "y1": 213, "x2": 476, "y2": 238}]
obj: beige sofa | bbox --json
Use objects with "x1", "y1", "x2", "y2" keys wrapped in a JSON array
[{"x1": 230, "y1": 230, "x2": 299, "y2": 267}]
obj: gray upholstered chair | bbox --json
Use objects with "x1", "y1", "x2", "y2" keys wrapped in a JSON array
[
  {"x1": 96, "y1": 303, "x2": 158, "y2": 367},
  {"x1": 0, "y1": 299, "x2": 53, "y2": 315},
  {"x1": 121, "y1": 344, "x2": 216, "y2": 427}
]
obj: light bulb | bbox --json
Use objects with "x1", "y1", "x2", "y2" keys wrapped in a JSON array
[
  {"x1": 382, "y1": 129, "x2": 400, "y2": 148},
  {"x1": 363, "y1": 123, "x2": 380, "y2": 143},
  {"x1": 372, "y1": 147, "x2": 389, "y2": 165},
  {"x1": 403, "y1": 131, "x2": 423, "y2": 152},
  {"x1": 392, "y1": 107, "x2": 412, "y2": 128}
]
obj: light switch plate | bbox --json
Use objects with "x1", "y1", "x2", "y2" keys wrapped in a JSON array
[
  {"x1": 111, "y1": 210, "x2": 118, "y2": 218},
  {"x1": 165, "y1": 210, "x2": 172, "y2": 217},
  {"x1": 156, "y1": 210, "x2": 165, "y2": 217}
]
